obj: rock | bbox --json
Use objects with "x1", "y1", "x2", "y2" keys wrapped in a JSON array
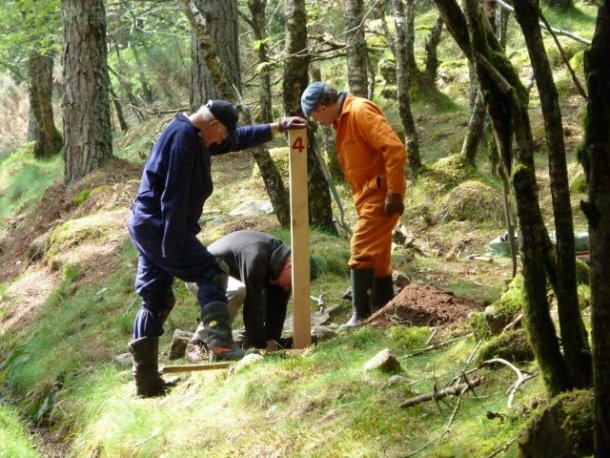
[
  {"x1": 229, "y1": 353, "x2": 264, "y2": 375},
  {"x1": 364, "y1": 348, "x2": 402, "y2": 372},
  {"x1": 168, "y1": 329, "x2": 194, "y2": 360},
  {"x1": 392, "y1": 271, "x2": 410, "y2": 289},
  {"x1": 483, "y1": 304, "x2": 508, "y2": 335},
  {"x1": 518, "y1": 390, "x2": 593, "y2": 458},
  {"x1": 114, "y1": 352, "x2": 132, "y2": 368},
  {"x1": 312, "y1": 325, "x2": 338, "y2": 343}
]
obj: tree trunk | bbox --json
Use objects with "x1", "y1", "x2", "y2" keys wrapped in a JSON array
[
  {"x1": 423, "y1": 16, "x2": 444, "y2": 85},
  {"x1": 405, "y1": 0, "x2": 419, "y2": 78},
  {"x1": 178, "y1": 0, "x2": 291, "y2": 228},
  {"x1": 283, "y1": 0, "x2": 336, "y2": 234},
  {"x1": 392, "y1": 0, "x2": 420, "y2": 176},
  {"x1": 461, "y1": 90, "x2": 486, "y2": 164},
  {"x1": 245, "y1": 0, "x2": 272, "y2": 123},
  {"x1": 27, "y1": 51, "x2": 62, "y2": 158},
  {"x1": 434, "y1": 0, "x2": 572, "y2": 396},
  {"x1": 109, "y1": 84, "x2": 129, "y2": 134},
  {"x1": 581, "y1": 2, "x2": 610, "y2": 453},
  {"x1": 61, "y1": 0, "x2": 113, "y2": 186},
  {"x1": 345, "y1": 0, "x2": 369, "y2": 97},
  {"x1": 513, "y1": 0, "x2": 591, "y2": 389},
  {"x1": 189, "y1": 0, "x2": 241, "y2": 106}
]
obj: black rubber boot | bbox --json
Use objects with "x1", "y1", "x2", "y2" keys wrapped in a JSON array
[
  {"x1": 340, "y1": 268, "x2": 375, "y2": 330},
  {"x1": 371, "y1": 275, "x2": 394, "y2": 313},
  {"x1": 129, "y1": 336, "x2": 175, "y2": 397},
  {"x1": 201, "y1": 301, "x2": 246, "y2": 361}
]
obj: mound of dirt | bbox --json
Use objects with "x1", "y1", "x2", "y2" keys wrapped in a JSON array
[{"x1": 367, "y1": 284, "x2": 483, "y2": 328}]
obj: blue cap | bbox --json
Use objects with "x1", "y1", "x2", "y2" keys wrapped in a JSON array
[{"x1": 301, "y1": 82, "x2": 326, "y2": 117}]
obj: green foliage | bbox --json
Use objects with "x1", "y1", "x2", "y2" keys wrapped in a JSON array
[{"x1": 0, "y1": 143, "x2": 62, "y2": 226}]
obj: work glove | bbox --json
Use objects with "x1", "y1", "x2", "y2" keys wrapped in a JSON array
[
  {"x1": 384, "y1": 193, "x2": 404, "y2": 216},
  {"x1": 279, "y1": 116, "x2": 308, "y2": 132}
]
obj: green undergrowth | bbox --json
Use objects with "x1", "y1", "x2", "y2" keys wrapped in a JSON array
[
  {"x1": 53, "y1": 326, "x2": 542, "y2": 457},
  {"x1": 0, "y1": 403, "x2": 39, "y2": 458},
  {"x1": 0, "y1": 144, "x2": 62, "y2": 225}
]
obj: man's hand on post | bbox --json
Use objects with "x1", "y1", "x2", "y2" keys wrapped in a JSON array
[
  {"x1": 384, "y1": 193, "x2": 404, "y2": 216},
  {"x1": 279, "y1": 116, "x2": 307, "y2": 132}
]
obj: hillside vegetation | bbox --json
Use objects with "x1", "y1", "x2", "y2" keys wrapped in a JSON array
[{"x1": 0, "y1": 2, "x2": 598, "y2": 457}]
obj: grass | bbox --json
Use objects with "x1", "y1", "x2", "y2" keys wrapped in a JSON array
[
  {"x1": 0, "y1": 403, "x2": 40, "y2": 458},
  {"x1": 0, "y1": 144, "x2": 62, "y2": 226}
]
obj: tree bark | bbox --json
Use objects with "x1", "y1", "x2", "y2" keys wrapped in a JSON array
[
  {"x1": 345, "y1": 0, "x2": 369, "y2": 97},
  {"x1": 392, "y1": 0, "x2": 420, "y2": 176},
  {"x1": 283, "y1": 0, "x2": 337, "y2": 233},
  {"x1": 513, "y1": 0, "x2": 591, "y2": 389},
  {"x1": 423, "y1": 16, "x2": 444, "y2": 85},
  {"x1": 178, "y1": 0, "x2": 291, "y2": 228},
  {"x1": 189, "y1": 0, "x2": 241, "y2": 106},
  {"x1": 580, "y1": 2, "x2": 610, "y2": 453},
  {"x1": 61, "y1": 0, "x2": 113, "y2": 186},
  {"x1": 27, "y1": 51, "x2": 62, "y2": 158},
  {"x1": 435, "y1": 0, "x2": 572, "y2": 396}
]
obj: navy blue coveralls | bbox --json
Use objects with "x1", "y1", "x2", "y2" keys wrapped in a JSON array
[{"x1": 128, "y1": 113, "x2": 273, "y2": 339}]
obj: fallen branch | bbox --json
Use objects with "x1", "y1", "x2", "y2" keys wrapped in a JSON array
[
  {"x1": 480, "y1": 358, "x2": 535, "y2": 408},
  {"x1": 400, "y1": 376, "x2": 485, "y2": 409}
]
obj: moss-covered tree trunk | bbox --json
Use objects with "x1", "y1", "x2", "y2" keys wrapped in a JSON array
[
  {"x1": 435, "y1": 0, "x2": 571, "y2": 396},
  {"x1": 512, "y1": 0, "x2": 591, "y2": 389},
  {"x1": 580, "y1": 2, "x2": 610, "y2": 453},
  {"x1": 283, "y1": 0, "x2": 337, "y2": 234},
  {"x1": 391, "y1": 0, "x2": 420, "y2": 176},
  {"x1": 178, "y1": 0, "x2": 291, "y2": 228}
]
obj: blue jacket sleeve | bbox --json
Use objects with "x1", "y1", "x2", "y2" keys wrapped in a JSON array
[{"x1": 210, "y1": 124, "x2": 273, "y2": 156}]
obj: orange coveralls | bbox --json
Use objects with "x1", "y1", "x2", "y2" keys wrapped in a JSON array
[{"x1": 332, "y1": 93, "x2": 407, "y2": 277}]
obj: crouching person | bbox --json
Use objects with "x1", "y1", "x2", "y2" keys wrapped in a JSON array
[{"x1": 186, "y1": 231, "x2": 317, "y2": 355}]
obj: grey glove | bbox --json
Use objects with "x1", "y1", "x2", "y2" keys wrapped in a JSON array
[{"x1": 384, "y1": 193, "x2": 404, "y2": 216}]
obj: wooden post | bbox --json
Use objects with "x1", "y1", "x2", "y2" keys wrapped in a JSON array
[{"x1": 288, "y1": 128, "x2": 311, "y2": 348}]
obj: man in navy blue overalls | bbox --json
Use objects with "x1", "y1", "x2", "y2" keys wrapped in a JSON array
[{"x1": 128, "y1": 100, "x2": 305, "y2": 396}]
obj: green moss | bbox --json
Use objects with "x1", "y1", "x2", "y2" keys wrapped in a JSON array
[
  {"x1": 478, "y1": 329, "x2": 534, "y2": 363},
  {"x1": 519, "y1": 389, "x2": 593, "y2": 458},
  {"x1": 575, "y1": 259, "x2": 590, "y2": 285},
  {"x1": 434, "y1": 180, "x2": 504, "y2": 225},
  {"x1": 72, "y1": 189, "x2": 92, "y2": 206},
  {"x1": 468, "y1": 310, "x2": 491, "y2": 339}
]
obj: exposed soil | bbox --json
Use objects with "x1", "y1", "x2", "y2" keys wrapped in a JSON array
[{"x1": 367, "y1": 283, "x2": 485, "y2": 328}]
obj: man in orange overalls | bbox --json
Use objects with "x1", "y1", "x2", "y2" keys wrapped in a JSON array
[{"x1": 301, "y1": 82, "x2": 407, "y2": 329}]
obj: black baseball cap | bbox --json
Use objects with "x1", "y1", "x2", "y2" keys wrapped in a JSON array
[{"x1": 206, "y1": 100, "x2": 238, "y2": 145}]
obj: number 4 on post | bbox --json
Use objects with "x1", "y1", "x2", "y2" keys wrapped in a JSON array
[{"x1": 287, "y1": 128, "x2": 311, "y2": 349}]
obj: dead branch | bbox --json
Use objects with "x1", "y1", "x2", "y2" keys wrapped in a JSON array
[
  {"x1": 400, "y1": 375, "x2": 485, "y2": 409},
  {"x1": 502, "y1": 312, "x2": 523, "y2": 333},
  {"x1": 480, "y1": 358, "x2": 535, "y2": 408}
]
